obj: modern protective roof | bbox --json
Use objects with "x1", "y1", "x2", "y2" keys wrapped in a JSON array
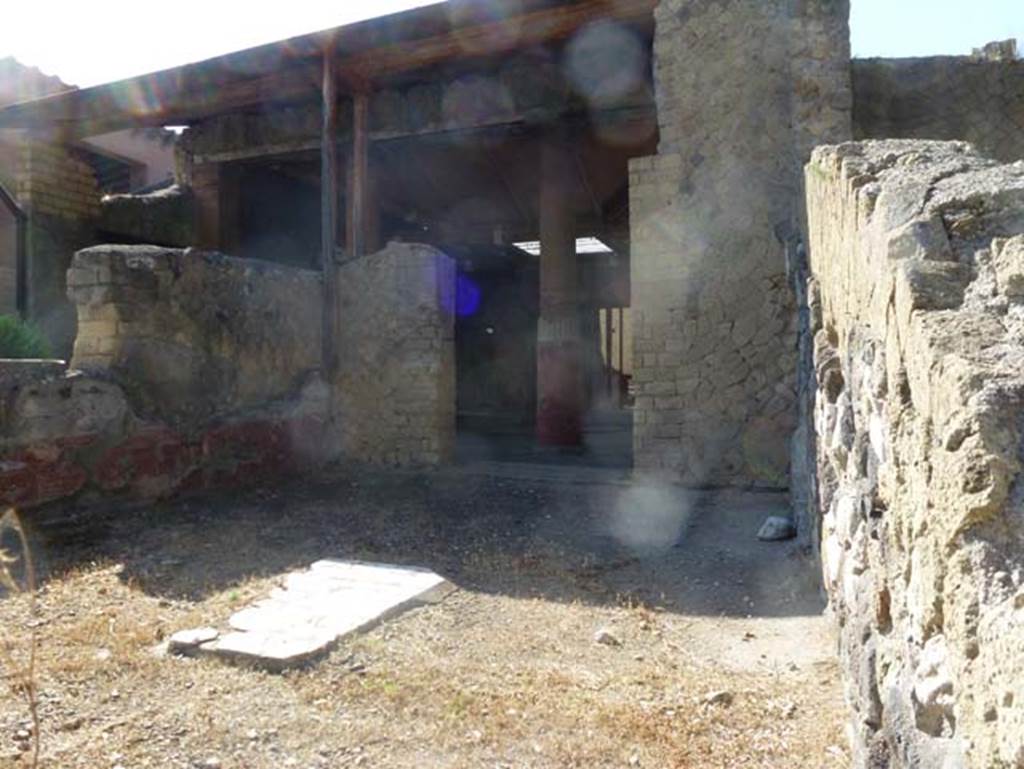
[{"x1": 0, "y1": 0, "x2": 655, "y2": 137}]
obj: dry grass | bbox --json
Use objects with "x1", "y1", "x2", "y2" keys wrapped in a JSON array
[
  {"x1": 0, "y1": 565, "x2": 847, "y2": 768},
  {"x1": 0, "y1": 509, "x2": 40, "y2": 769},
  {"x1": 0, "y1": 473, "x2": 850, "y2": 768}
]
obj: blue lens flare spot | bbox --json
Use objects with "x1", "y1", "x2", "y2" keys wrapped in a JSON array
[{"x1": 455, "y1": 274, "x2": 482, "y2": 317}]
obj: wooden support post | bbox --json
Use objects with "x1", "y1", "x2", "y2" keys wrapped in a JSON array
[
  {"x1": 192, "y1": 163, "x2": 221, "y2": 250},
  {"x1": 605, "y1": 308, "x2": 614, "y2": 398},
  {"x1": 347, "y1": 90, "x2": 370, "y2": 258},
  {"x1": 192, "y1": 162, "x2": 240, "y2": 253},
  {"x1": 321, "y1": 45, "x2": 340, "y2": 378},
  {"x1": 536, "y1": 132, "x2": 582, "y2": 446},
  {"x1": 618, "y1": 306, "x2": 625, "y2": 403}
]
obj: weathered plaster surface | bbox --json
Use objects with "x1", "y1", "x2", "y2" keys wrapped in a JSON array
[{"x1": 2, "y1": 242, "x2": 458, "y2": 509}]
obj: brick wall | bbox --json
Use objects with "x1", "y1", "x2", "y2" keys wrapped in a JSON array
[
  {"x1": 15, "y1": 139, "x2": 103, "y2": 355},
  {"x1": 18, "y1": 140, "x2": 101, "y2": 220},
  {"x1": 336, "y1": 242, "x2": 456, "y2": 465},
  {"x1": 628, "y1": 0, "x2": 851, "y2": 486},
  {"x1": 853, "y1": 56, "x2": 1024, "y2": 164}
]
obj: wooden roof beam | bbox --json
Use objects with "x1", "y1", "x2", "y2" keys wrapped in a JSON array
[{"x1": 0, "y1": 0, "x2": 655, "y2": 137}]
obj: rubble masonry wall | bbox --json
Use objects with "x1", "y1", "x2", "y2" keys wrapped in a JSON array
[{"x1": 805, "y1": 139, "x2": 1024, "y2": 768}]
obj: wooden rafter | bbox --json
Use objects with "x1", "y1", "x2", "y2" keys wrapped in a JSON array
[
  {"x1": 0, "y1": 0, "x2": 655, "y2": 137},
  {"x1": 320, "y1": 45, "x2": 340, "y2": 378}
]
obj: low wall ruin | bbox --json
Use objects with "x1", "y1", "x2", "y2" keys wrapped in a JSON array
[
  {"x1": 336, "y1": 242, "x2": 455, "y2": 465},
  {"x1": 804, "y1": 139, "x2": 1024, "y2": 768},
  {"x1": 0, "y1": 361, "x2": 331, "y2": 510},
  {"x1": 68, "y1": 245, "x2": 323, "y2": 425},
  {"x1": 2, "y1": 242, "x2": 456, "y2": 511}
]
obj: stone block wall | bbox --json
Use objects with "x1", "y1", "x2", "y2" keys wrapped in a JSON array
[
  {"x1": 3, "y1": 241, "x2": 459, "y2": 510},
  {"x1": 17, "y1": 140, "x2": 101, "y2": 221},
  {"x1": 2, "y1": 246, "x2": 334, "y2": 510},
  {"x1": 98, "y1": 185, "x2": 196, "y2": 247},
  {"x1": 629, "y1": 0, "x2": 851, "y2": 486},
  {"x1": 15, "y1": 139, "x2": 103, "y2": 356},
  {"x1": 67, "y1": 245, "x2": 323, "y2": 426},
  {"x1": 336, "y1": 242, "x2": 455, "y2": 465},
  {"x1": 853, "y1": 56, "x2": 1024, "y2": 164},
  {"x1": 805, "y1": 139, "x2": 1024, "y2": 768}
]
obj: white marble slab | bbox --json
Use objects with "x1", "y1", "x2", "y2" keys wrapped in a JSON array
[{"x1": 186, "y1": 559, "x2": 453, "y2": 671}]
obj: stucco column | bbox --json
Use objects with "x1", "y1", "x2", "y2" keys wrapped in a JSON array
[{"x1": 536, "y1": 135, "x2": 582, "y2": 446}]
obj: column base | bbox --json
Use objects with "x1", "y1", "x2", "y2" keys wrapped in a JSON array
[{"x1": 536, "y1": 339, "x2": 583, "y2": 446}]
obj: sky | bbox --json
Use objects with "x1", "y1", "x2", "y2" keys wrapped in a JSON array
[{"x1": 0, "y1": 0, "x2": 1021, "y2": 88}]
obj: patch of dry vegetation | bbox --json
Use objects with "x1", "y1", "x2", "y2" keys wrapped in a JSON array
[
  {"x1": 1, "y1": 510, "x2": 40, "y2": 769},
  {"x1": 1, "y1": 476, "x2": 849, "y2": 767},
  {"x1": 1, "y1": 564, "x2": 847, "y2": 768}
]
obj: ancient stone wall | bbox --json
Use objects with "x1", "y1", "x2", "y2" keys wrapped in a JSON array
[
  {"x1": 336, "y1": 242, "x2": 456, "y2": 465},
  {"x1": 67, "y1": 245, "x2": 323, "y2": 426},
  {"x1": 853, "y1": 56, "x2": 1024, "y2": 164},
  {"x1": 0, "y1": 361, "x2": 333, "y2": 510},
  {"x1": 2, "y1": 241, "x2": 459, "y2": 509},
  {"x1": 629, "y1": 0, "x2": 851, "y2": 486},
  {"x1": 97, "y1": 185, "x2": 196, "y2": 247},
  {"x1": 17, "y1": 141, "x2": 101, "y2": 221},
  {"x1": 805, "y1": 139, "x2": 1024, "y2": 768},
  {"x1": 0, "y1": 245, "x2": 338, "y2": 510},
  {"x1": 16, "y1": 139, "x2": 102, "y2": 356}
]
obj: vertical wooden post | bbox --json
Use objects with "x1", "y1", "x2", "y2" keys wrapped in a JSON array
[
  {"x1": 192, "y1": 162, "x2": 222, "y2": 250},
  {"x1": 321, "y1": 44, "x2": 339, "y2": 378},
  {"x1": 347, "y1": 90, "x2": 369, "y2": 258},
  {"x1": 536, "y1": 132, "x2": 582, "y2": 446},
  {"x1": 618, "y1": 306, "x2": 625, "y2": 403},
  {"x1": 605, "y1": 308, "x2": 614, "y2": 398}
]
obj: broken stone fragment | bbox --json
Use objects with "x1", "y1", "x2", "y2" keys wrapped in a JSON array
[
  {"x1": 757, "y1": 516, "x2": 796, "y2": 541},
  {"x1": 992, "y1": 236, "x2": 1024, "y2": 299},
  {"x1": 173, "y1": 560, "x2": 452, "y2": 672},
  {"x1": 593, "y1": 627, "x2": 622, "y2": 647},
  {"x1": 704, "y1": 690, "x2": 734, "y2": 707},
  {"x1": 168, "y1": 627, "x2": 220, "y2": 656},
  {"x1": 912, "y1": 636, "x2": 956, "y2": 737}
]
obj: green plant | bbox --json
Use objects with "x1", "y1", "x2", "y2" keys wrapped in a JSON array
[
  {"x1": 0, "y1": 508, "x2": 40, "y2": 769},
  {"x1": 0, "y1": 316, "x2": 51, "y2": 359}
]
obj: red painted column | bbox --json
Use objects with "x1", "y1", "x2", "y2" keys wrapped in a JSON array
[{"x1": 536, "y1": 135, "x2": 582, "y2": 446}]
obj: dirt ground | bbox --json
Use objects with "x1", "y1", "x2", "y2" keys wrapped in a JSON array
[{"x1": 1, "y1": 465, "x2": 849, "y2": 768}]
